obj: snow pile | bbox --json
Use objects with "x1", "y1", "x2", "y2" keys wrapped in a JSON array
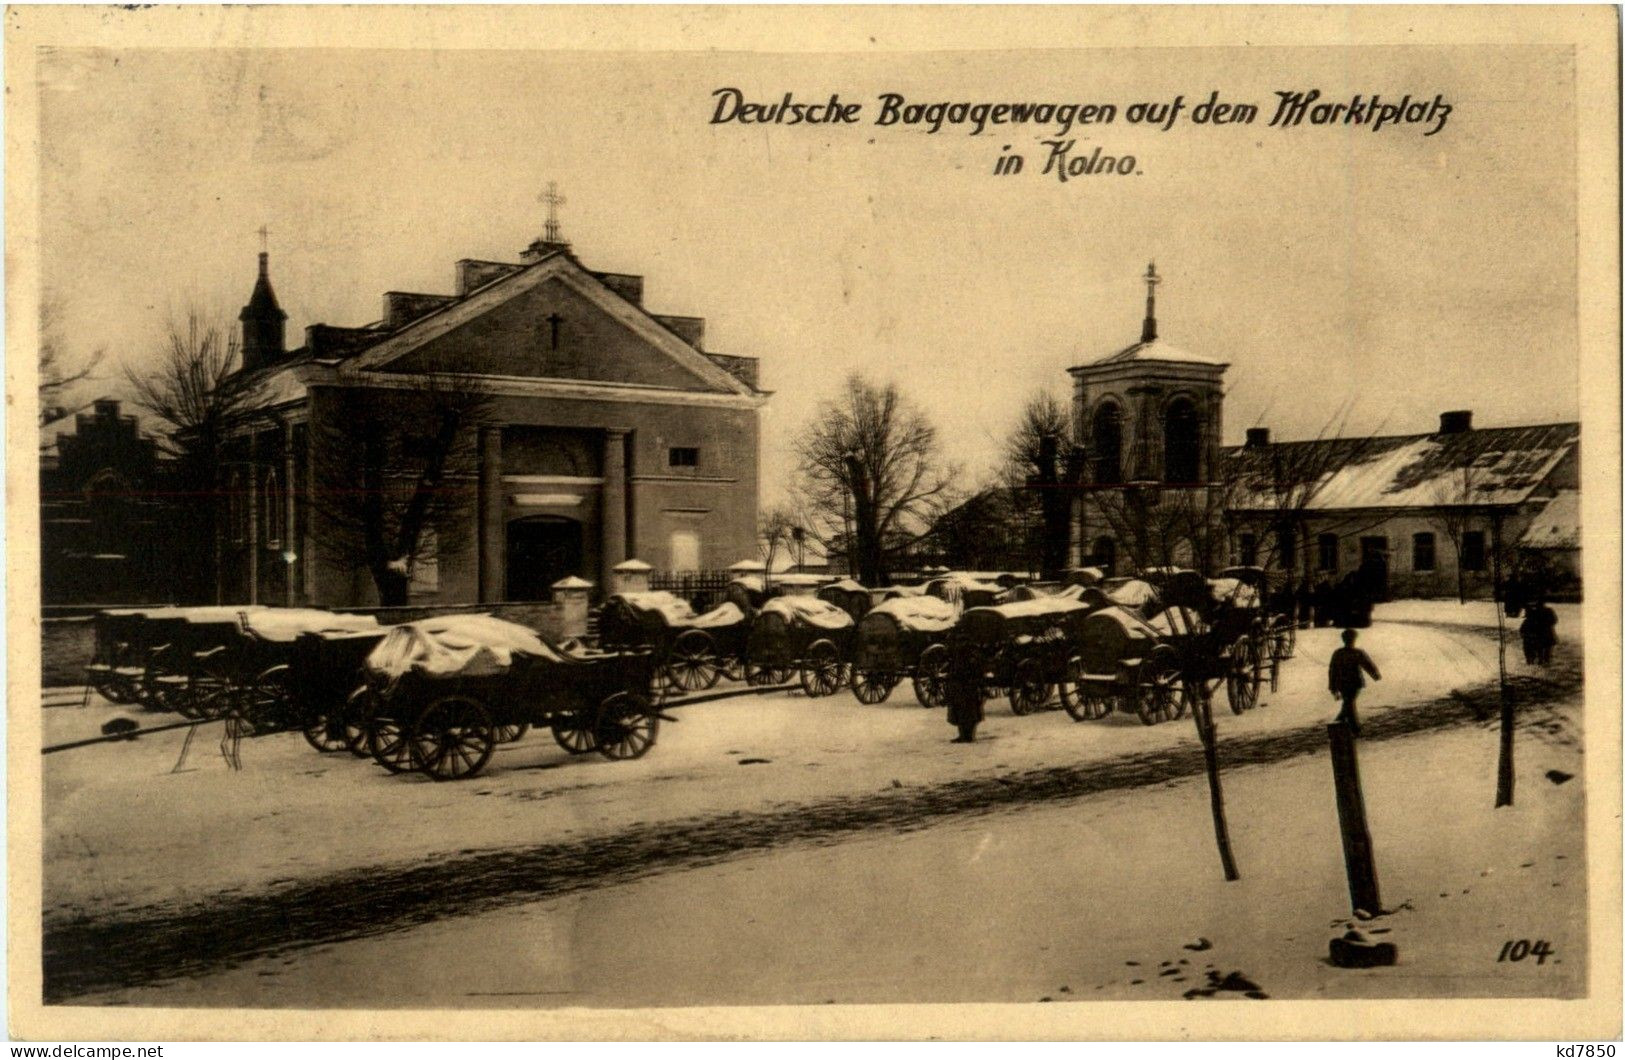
[
  {"x1": 758, "y1": 595, "x2": 855, "y2": 631},
  {"x1": 866, "y1": 594, "x2": 959, "y2": 632},
  {"x1": 1106, "y1": 579, "x2": 1160, "y2": 610},
  {"x1": 689, "y1": 602, "x2": 746, "y2": 629},
  {"x1": 365, "y1": 614, "x2": 564, "y2": 680},
  {"x1": 984, "y1": 596, "x2": 1090, "y2": 621},
  {"x1": 242, "y1": 609, "x2": 382, "y2": 643}
]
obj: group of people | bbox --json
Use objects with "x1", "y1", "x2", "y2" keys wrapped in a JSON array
[
  {"x1": 1519, "y1": 599, "x2": 1560, "y2": 665},
  {"x1": 1269, "y1": 574, "x2": 1379, "y2": 631}
]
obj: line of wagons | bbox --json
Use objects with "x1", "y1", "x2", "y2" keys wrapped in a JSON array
[
  {"x1": 598, "y1": 565, "x2": 1297, "y2": 725},
  {"x1": 83, "y1": 606, "x2": 665, "y2": 781}
]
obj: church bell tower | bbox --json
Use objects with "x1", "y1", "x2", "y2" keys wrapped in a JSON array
[{"x1": 239, "y1": 243, "x2": 287, "y2": 373}]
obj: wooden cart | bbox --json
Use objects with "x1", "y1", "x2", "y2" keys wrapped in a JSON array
[
  {"x1": 745, "y1": 596, "x2": 856, "y2": 698},
  {"x1": 848, "y1": 593, "x2": 960, "y2": 706}
]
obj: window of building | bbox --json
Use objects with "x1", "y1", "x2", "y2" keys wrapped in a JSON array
[
  {"x1": 1092, "y1": 536, "x2": 1117, "y2": 575},
  {"x1": 669, "y1": 446, "x2": 700, "y2": 468},
  {"x1": 1238, "y1": 533, "x2": 1257, "y2": 567},
  {"x1": 1163, "y1": 397, "x2": 1202, "y2": 484},
  {"x1": 262, "y1": 467, "x2": 283, "y2": 550},
  {"x1": 1092, "y1": 403, "x2": 1123, "y2": 485},
  {"x1": 1317, "y1": 533, "x2": 1339, "y2": 572},
  {"x1": 228, "y1": 468, "x2": 249, "y2": 546},
  {"x1": 1461, "y1": 530, "x2": 1487, "y2": 572},
  {"x1": 410, "y1": 529, "x2": 439, "y2": 594},
  {"x1": 1412, "y1": 532, "x2": 1436, "y2": 572},
  {"x1": 1276, "y1": 528, "x2": 1296, "y2": 571}
]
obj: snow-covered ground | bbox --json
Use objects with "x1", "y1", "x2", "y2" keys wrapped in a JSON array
[
  {"x1": 83, "y1": 695, "x2": 1586, "y2": 1007},
  {"x1": 38, "y1": 603, "x2": 1587, "y2": 1005}
]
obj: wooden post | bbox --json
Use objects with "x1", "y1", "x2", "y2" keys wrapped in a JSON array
[
  {"x1": 1194, "y1": 691, "x2": 1241, "y2": 881},
  {"x1": 1328, "y1": 720, "x2": 1382, "y2": 915},
  {"x1": 1492, "y1": 510, "x2": 1515, "y2": 808}
]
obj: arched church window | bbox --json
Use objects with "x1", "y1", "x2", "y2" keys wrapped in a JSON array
[
  {"x1": 1092, "y1": 403, "x2": 1123, "y2": 485},
  {"x1": 1164, "y1": 397, "x2": 1202, "y2": 484}
]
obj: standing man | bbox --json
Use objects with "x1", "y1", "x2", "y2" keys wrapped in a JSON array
[{"x1": 1328, "y1": 628, "x2": 1382, "y2": 737}]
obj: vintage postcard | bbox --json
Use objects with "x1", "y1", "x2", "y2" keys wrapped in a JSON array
[{"x1": 6, "y1": 4, "x2": 1620, "y2": 1043}]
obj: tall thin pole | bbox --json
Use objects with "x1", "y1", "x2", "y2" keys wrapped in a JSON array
[{"x1": 1493, "y1": 510, "x2": 1515, "y2": 807}]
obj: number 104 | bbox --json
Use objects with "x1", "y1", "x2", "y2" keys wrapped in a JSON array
[{"x1": 1497, "y1": 939, "x2": 1554, "y2": 964}]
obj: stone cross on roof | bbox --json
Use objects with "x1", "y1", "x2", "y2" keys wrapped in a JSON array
[{"x1": 539, "y1": 181, "x2": 567, "y2": 243}]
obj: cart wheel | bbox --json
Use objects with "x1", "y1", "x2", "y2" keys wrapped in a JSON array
[
  {"x1": 596, "y1": 692, "x2": 659, "y2": 761},
  {"x1": 226, "y1": 665, "x2": 292, "y2": 737},
  {"x1": 799, "y1": 640, "x2": 845, "y2": 698},
  {"x1": 1060, "y1": 658, "x2": 1110, "y2": 721},
  {"x1": 188, "y1": 659, "x2": 235, "y2": 721},
  {"x1": 851, "y1": 669, "x2": 898, "y2": 705},
  {"x1": 1226, "y1": 637, "x2": 1263, "y2": 714},
  {"x1": 1008, "y1": 657, "x2": 1053, "y2": 716},
  {"x1": 667, "y1": 629, "x2": 722, "y2": 692},
  {"x1": 142, "y1": 652, "x2": 177, "y2": 713},
  {"x1": 1136, "y1": 650, "x2": 1183, "y2": 726},
  {"x1": 551, "y1": 710, "x2": 599, "y2": 754},
  {"x1": 1272, "y1": 622, "x2": 1296, "y2": 662},
  {"x1": 494, "y1": 722, "x2": 530, "y2": 744},
  {"x1": 412, "y1": 695, "x2": 497, "y2": 781},
  {"x1": 301, "y1": 695, "x2": 352, "y2": 753},
  {"x1": 365, "y1": 698, "x2": 419, "y2": 774},
  {"x1": 343, "y1": 685, "x2": 374, "y2": 757},
  {"x1": 912, "y1": 643, "x2": 950, "y2": 708}
]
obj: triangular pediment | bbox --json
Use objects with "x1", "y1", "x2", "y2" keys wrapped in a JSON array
[{"x1": 349, "y1": 255, "x2": 751, "y2": 395}]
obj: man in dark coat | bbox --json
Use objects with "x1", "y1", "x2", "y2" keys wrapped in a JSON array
[
  {"x1": 1328, "y1": 628, "x2": 1382, "y2": 737},
  {"x1": 1520, "y1": 600, "x2": 1559, "y2": 665},
  {"x1": 944, "y1": 654, "x2": 985, "y2": 743}
]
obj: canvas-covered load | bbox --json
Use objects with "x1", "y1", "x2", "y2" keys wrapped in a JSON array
[
  {"x1": 956, "y1": 595, "x2": 1092, "y2": 646},
  {"x1": 1104, "y1": 578, "x2": 1160, "y2": 612},
  {"x1": 925, "y1": 572, "x2": 1004, "y2": 609},
  {"x1": 242, "y1": 608, "x2": 381, "y2": 643},
  {"x1": 1065, "y1": 566, "x2": 1106, "y2": 587},
  {"x1": 726, "y1": 575, "x2": 768, "y2": 612},
  {"x1": 748, "y1": 595, "x2": 854, "y2": 665},
  {"x1": 1143, "y1": 568, "x2": 1209, "y2": 610},
  {"x1": 1208, "y1": 577, "x2": 1262, "y2": 611},
  {"x1": 1076, "y1": 605, "x2": 1161, "y2": 675},
  {"x1": 758, "y1": 596, "x2": 854, "y2": 631},
  {"x1": 365, "y1": 614, "x2": 567, "y2": 682},
  {"x1": 818, "y1": 578, "x2": 875, "y2": 621},
  {"x1": 854, "y1": 595, "x2": 958, "y2": 671}
]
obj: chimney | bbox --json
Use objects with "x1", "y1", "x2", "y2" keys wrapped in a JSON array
[
  {"x1": 1439, "y1": 410, "x2": 1473, "y2": 435},
  {"x1": 1245, "y1": 427, "x2": 1271, "y2": 448}
]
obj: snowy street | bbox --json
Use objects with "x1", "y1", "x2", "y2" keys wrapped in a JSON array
[{"x1": 41, "y1": 604, "x2": 1586, "y2": 1004}]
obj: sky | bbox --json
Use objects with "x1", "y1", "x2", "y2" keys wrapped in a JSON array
[{"x1": 37, "y1": 43, "x2": 1580, "y2": 502}]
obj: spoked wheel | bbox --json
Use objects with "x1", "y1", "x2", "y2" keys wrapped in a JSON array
[
  {"x1": 1135, "y1": 649, "x2": 1185, "y2": 726},
  {"x1": 365, "y1": 698, "x2": 419, "y2": 774},
  {"x1": 1226, "y1": 636, "x2": 1264, "y2": 714},
  {"x1": 1272, "y1": 621, "x2": 1297, "y2": 661},
  {"x1": 226, "y1": 665, "x2": 292, "y2": 737},
  {"x1": 411, "y1": 695, "x2": 497, "y2": 781},
  {"x1": 595, "y1": 692, "x2": 659, "y2": 761},
  {"x1": 141, "y1": 652, "x2": 181, "y2": 713},
  {"x1": 799, "y1": 640, "x2": 845, "y2": 698},
  {"x1": 912, "y1": 643, "x2": 951, "y2": 708},
  {"x1": 1008, "y1": 657, "x2": 1053, "y2": 716},
  {"x1": 494, "y1": 722, "x2": 531, "y2": 744},
  {"x1": 666, "y1": 630, "x2": 722, "y2": 692},
  {"x1": 342, "y1": 685, "x2": 375, "y2": 757},
  {"x1": 851, "y1": 669, "x2": 898, "y2": 705},
  {"x1": 188, "y1": 661, "x2": 236, "y2": 721},
  {"x1": 301, "y1": 701, "x2": 352, "y2": 753},
  {"x1": 1060, "y1": 657, "x2": 1113, "y2": 721},
  {"x1": 550, "y1": 709, "x2": 599, "y2": 755}
]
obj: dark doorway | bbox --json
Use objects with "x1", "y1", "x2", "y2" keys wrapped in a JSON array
[
  {"x1": 1359, "y1": 536, "x2": 1390, "y2": 599},
  {"x1": 507, "y1": 516, "x2": 584, "y2": 601}
]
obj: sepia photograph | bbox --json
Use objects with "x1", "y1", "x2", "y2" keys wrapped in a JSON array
[{"x1": 6, "y1": 4, "x2": 1620, "y2": 1043}]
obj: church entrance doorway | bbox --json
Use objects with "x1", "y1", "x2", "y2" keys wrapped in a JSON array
[{"x1": 507, "y1": 515, "x2": 584, "y2": 601}]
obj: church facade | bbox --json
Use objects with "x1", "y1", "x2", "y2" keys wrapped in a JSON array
[{"x1": 218, "y1": 225, "x2": 766, "y2": 607}]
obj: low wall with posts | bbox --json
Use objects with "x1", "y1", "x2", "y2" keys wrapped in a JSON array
[{"x1": 38, "y1": 598, "x2": 586, "y2": 689}]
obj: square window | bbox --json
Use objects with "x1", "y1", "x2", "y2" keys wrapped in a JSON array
[
  {"x1": 1413, "y1": 532, "x2": 1436, "y2": 572},
  {"x1": 669, "y1": 447, "x2": 700, "y2": 468},
  {"x1": 1461, "y1": 530, "x2": 1487, "y2": 571}
]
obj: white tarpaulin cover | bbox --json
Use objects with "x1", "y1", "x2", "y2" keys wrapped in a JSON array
[
  {"x1": 690, "y1": 602, "x2": 746, "y2": 629},
  {"x1": 867, "y1": 594, "x2": 959, "y2": 632},
  {"x1": 759, "y1": 595, "x2": 855, "y2": 631},
  {"x1": 243, "y1": 609, "x2": 382, "y2": 643},
  {"x1": 985, "y1": 596, "x2": 1091, "y2": 621},
  {"x1": 1106, "y1": 579, "x2": 1160, "y2": 609},
  {"x1": 1085, "y1": 605, "x2": 1161, "y2": 641},
  {"x1": 365, "y1": 614, "x2": 564, "y2": 680},
  {"x1": 615, "y1": 591, "x2": 698, "y2": 625},
  {"x1": 1207, "y1": 578, "x2": 1262, "y2": 609}
]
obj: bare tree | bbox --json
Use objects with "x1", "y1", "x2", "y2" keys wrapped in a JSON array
[
  {"x1": 1000, "y1": 390, "x2": 1079, "y2": 579},
  {"x1": 757, "y1": 502, "x2": 799, "y2": 578},
  {"x1": 309, "y1": 366, "x2": 491, "y2": 606},
  {"x1": 794, "y1": 374, "x2": 959, "y2": 586},
  {"x1": 39, "y1": 294, "x2": 105, "y2": 428},
  {"x1": 122, "y1": 309, "x2": 248, "y2": 602}
]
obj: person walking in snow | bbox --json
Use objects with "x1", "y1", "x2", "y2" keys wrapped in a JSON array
[
  {"x1": 1521, "y1": 600, "x2": 1559, "y2": 666},
  {"x1": 1328, "y1": 628, "x2": 1382, "y2": 737}
]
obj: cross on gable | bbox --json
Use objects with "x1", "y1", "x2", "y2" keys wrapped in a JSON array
[{"x1": 539, "y1": 182, "x2": 567, "y2": 243}]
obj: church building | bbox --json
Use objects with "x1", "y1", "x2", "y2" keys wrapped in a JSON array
[{"x1": 218, "y1": 204, "x2": 767, "y2": 607}]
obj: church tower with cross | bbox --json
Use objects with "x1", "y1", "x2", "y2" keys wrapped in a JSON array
[
  {"x1": 239, "y1": 227, "x2": 287, "y2": 373},
  {"x1": 1067, "y1": 263, "x2": 1229, "y2": 573}
]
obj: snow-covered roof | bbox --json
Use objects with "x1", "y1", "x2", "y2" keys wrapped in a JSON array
[
  {"x1": 1226, "y1": 422, "x2": 1578, "y2": 513},
  {"x1": 1519, "y1": 490, "x2": 1580, "y2": 550},
  {"x1": 1077, "y1": 337, "x2": 1226, "y2": 369}
]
